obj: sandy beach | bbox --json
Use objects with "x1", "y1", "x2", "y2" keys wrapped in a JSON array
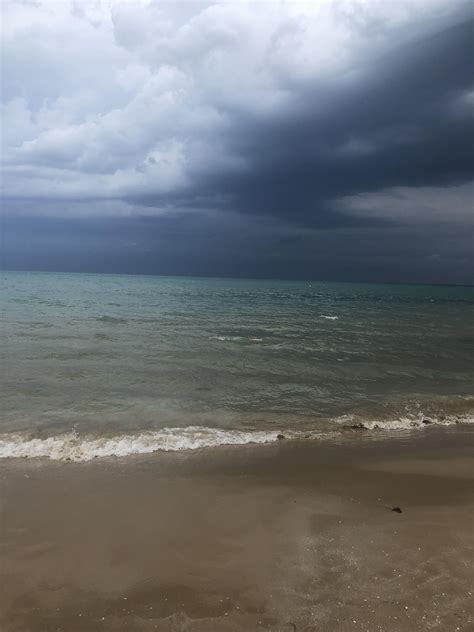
[{"x1": 1, "y1": 426, "x2": 473, "y2": 632}]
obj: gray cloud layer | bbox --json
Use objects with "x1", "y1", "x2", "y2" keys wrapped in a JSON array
[{"x1": 1, "y1": 0, "x2": 473, "y2": 282}]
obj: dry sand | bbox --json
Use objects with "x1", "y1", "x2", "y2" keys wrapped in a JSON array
[{"x1": 1, "y1": 426, "x2": 473, "y2": 631}]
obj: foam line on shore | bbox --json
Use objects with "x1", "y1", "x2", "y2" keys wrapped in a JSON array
[
  {"x1": 0, "y1": 427, "x2": 286, "y2": 462},
  {"x1": 0, "y1": 413, "x2": 473, "y2": 462}
]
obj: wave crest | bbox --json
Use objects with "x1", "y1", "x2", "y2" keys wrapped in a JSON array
[
  {"x1": 0, "y1": 414, "x2": 472, "y2": 462},
  {"x1": 0, "y1": 427, "x2": 281, "y2": 462},
  {"x1": 336, "y1": 412, "x2": 474, "y2": 431}
]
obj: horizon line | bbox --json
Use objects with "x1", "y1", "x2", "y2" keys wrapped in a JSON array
[{"x1": 2, "y1": 267, "x2": 473, "y2": 289}]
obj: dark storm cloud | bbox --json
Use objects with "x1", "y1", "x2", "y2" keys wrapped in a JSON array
[
  {"x1": 4, "y1": 209, "x2": 473, "y2": 284},
  {"x1": 135, "y1": 18, "x2": 473, "y2": 228},
  {"x1": 1, "y1": 1, "x2": 473, "y2": 283}
]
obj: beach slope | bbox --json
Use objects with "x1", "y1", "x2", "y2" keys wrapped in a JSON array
[{"x1": 1, "y1": 427, "x2": 473, "y2": 631}]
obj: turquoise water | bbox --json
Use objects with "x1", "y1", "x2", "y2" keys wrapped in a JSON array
[{"x1": 1, "y1": 271, "x2": 473, "y2": 459}]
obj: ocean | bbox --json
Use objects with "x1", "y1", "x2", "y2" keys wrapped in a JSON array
[{"x1": 1, "y1": 271, "x2": 473, "y2": 461}]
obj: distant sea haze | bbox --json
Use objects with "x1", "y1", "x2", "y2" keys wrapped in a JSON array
[{"x1": 1, "y1": 271, "x2": 473, "y2": 461}]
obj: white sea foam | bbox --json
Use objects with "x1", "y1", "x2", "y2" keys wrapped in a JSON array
[
  {"x1": 0, "y1": 414, "x2": 472, "y2": 462},
  {"x1": 0, "y1": 427, "x2": 285, "y2": 462},
  {"x1": 320, "y1": 315, "x2": 339, "y2": 320},
  {"x1": 335, "y1": 412, "x2": 474, "y2": 432},
  {"x1": 209, "y1": 335, "x2": 263, "y2": 342}
]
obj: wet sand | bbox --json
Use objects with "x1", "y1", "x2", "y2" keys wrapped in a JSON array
[{"x1": 1, "y1": 427, "x2": 473, "y2": 631}]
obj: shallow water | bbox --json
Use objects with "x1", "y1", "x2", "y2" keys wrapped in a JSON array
[{"x1": 1, "y1": 271, "x2": 473, "y2": 459}]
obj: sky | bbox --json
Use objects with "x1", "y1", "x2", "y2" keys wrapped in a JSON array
[{"x1": 1, "y1": 0, "x2": 473, "y2": 284}]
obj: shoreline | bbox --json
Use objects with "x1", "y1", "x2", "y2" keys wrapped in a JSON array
[{"x1": 1, "y1": 426, "x2": 473, "y2": 631}]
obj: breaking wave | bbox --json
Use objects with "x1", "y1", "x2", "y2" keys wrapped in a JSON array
[
  {"x1": 0, "y1": 413, "x2": 472, "y2": 462},
  {"x1": 335, "y1": 412, "x2": 474, "y2": 432},
  {"x1": 209, "y1": 335, "x2": 263, "y2": 342},
  {"x1": 0, "y1": 427, "x2": 287, "y2": 462}
]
